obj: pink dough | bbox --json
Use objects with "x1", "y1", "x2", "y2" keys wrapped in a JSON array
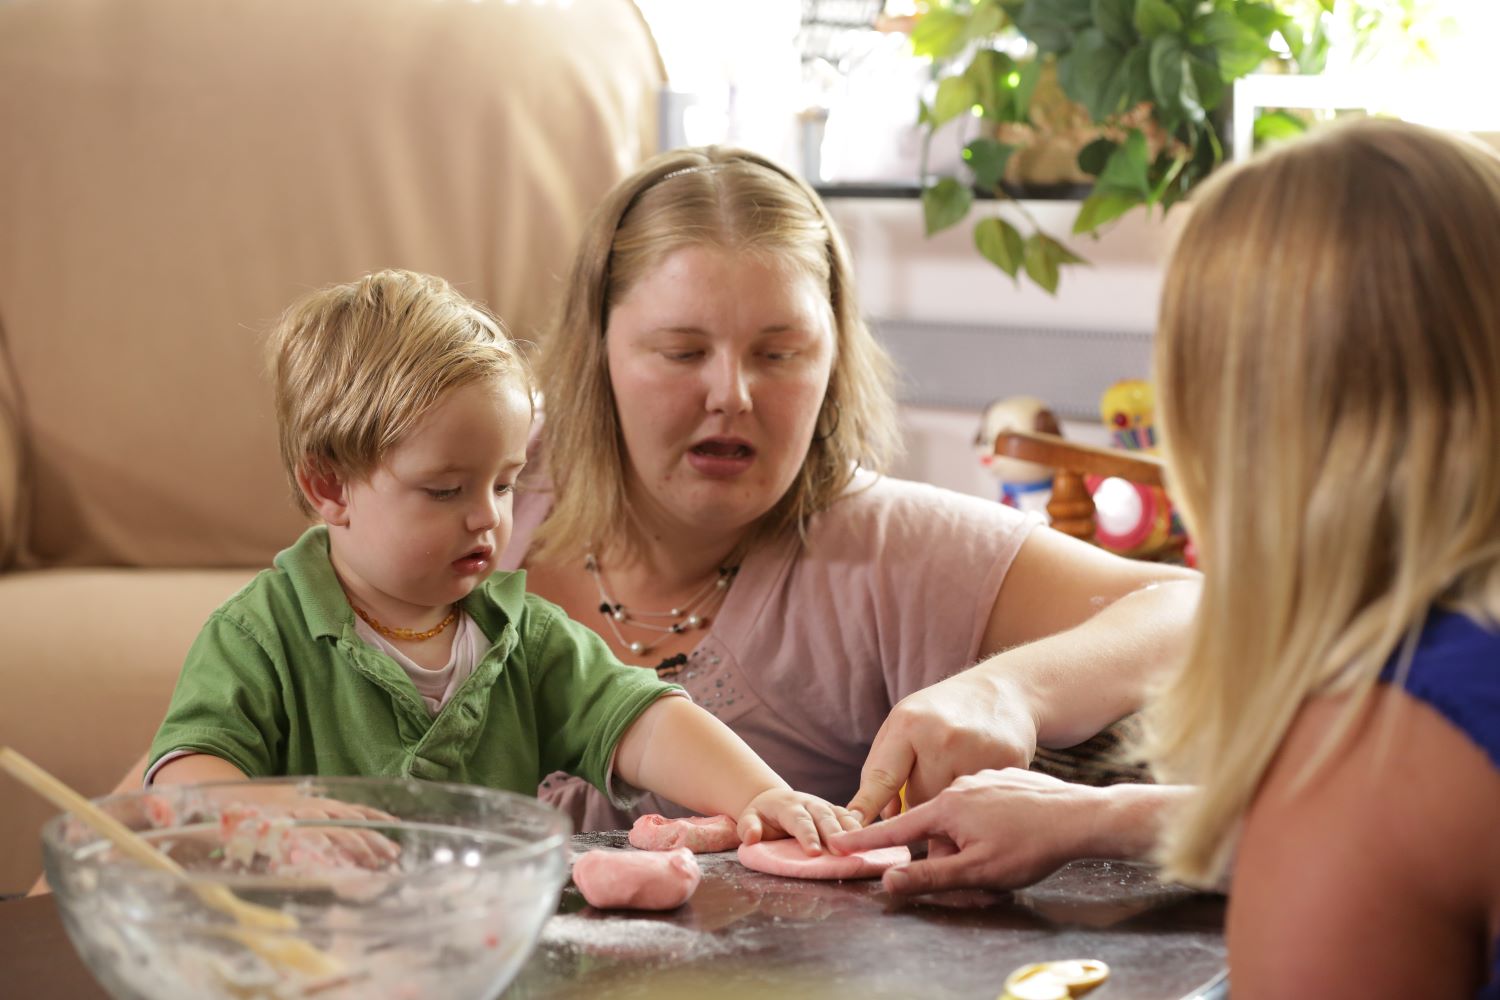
[
  {"x1": 571, "y1": 847, "x2": 702, "y2": 910},
  {"x1": 737, "y1": 839, "x2": 911, "y2": 880},
  {"x1": 627, "y1": 813, "x2": 741, "y2": 853}
]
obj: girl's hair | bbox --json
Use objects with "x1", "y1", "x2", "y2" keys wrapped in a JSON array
[
  {"x1": 1147, "y1": 118, "x2": 1500, "y2": 884},
  {"x1": 531, "y1": 146, "x2": 899, "y2": 562},
  {"x1": 268, "y1": 269, "x2": 533, "y2": 516}
]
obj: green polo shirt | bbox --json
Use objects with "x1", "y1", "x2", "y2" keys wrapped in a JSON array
[{"x1": 149, "y1": 527, "x2": 679, "y2": 797}]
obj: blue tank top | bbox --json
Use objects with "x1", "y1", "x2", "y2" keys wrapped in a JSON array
[{"x1": 1378, "y1": 608, "x2": 1500, "y2": 998}]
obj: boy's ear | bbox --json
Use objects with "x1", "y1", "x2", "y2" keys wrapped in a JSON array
[{"x1": 295, "y1": 463, "x2": 351, "y2": 527}]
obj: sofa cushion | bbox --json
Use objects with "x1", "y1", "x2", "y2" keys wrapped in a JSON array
[
  {"x1": 0, "y1": 0, "x2": 664, "y2": 569},
  {"x1": 0, "y1": 567, "x2": 257, "y2": 894}
]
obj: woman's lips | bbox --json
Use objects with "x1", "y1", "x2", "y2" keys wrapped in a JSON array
[{"x1": 686, "y1": 439, "x2": 755, "y2": 478}]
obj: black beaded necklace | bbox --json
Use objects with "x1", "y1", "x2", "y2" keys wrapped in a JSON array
[{"x1": 583, "y1": 553, "x2": 738, "y2": 671}]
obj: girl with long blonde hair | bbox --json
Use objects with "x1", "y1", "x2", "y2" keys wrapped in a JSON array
[
  {"x1": 830, "y1": 118, "x2": 1500, "y2": 994},
  {"x1": 1150, "y1": 117, "x2": 1500, "y2": 997}
]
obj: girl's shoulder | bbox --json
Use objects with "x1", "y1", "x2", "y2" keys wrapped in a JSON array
[
  {"x1": 1229, "y1": 681, "x2": 1500, "y2": 996},
  {"x1": 1396, "y1": 607, "x2": 1500, "y2": 665},
  {"x1": 1381, "y1": 609, "x2": 1500, "y2": 772}
]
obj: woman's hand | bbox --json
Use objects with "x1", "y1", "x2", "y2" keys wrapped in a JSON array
[
  {"x1": 846, "y1": 672, "x2": 1037, "y2": 822},
  {"x1": 831, "y1": 769, "x2": 1187, "y2": 895},
  {"x1": 737, "y1": 788, "x2": 863, "y2": 855},
  {"x1": 845, "y1": 557, "x2": 1200, "y2": 824}
]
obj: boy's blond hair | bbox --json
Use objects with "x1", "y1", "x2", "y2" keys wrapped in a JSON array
[
  {"x1": 532, "y1": 146, "x2": 900, "y2": 563},
  {"x1": 268, "y1": 269, "x2": 533, "y2": 517},
  {"x1": 1146, "y1": 118, "x2": 1500, "y2": 885}
]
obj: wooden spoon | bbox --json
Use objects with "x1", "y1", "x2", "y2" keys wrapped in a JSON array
[{"x1": 0, "y1": 747, "x2": 343, "y2": 978}]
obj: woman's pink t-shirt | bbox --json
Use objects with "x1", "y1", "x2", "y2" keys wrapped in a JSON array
[{"x1": 500, "y1": 465, "x2": 1040, "y2": 831}]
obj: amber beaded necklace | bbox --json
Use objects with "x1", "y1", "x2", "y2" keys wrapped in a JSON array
[{"x1": 353, "y1": 604, "x2": 459, "y2": 642}]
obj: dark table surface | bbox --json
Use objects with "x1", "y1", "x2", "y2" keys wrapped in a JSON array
[
  {"x1": 510, "y1": 832, "x2": 1227, "y2": 999},
  {"x1": 1, "y1": 831, "x2": 1228, "y2": 1000}
]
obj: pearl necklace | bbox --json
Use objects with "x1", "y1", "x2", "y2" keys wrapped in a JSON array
[{"x1": 583, "y1": 553, "x2": 738, "y2": 658}]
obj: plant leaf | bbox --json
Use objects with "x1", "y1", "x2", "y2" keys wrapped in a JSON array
[
  {"x1": 1016, "y1": 0, "x2": 1093, "y2": 52},
  {"x1": 1133, "y1": 0, "x2": 1183, "y2": 39},
  {"x1": 1148, "y1": 152, "x2": 1188, "y2": 205},
  {"x1": 922, "y1": 178, "x2": 974, "y2": 236},
  {"x1": 1023, "y1": 234, "x2": 1059, "y2": 293},
  {"x1": 1059, "y1": 27, "x2": 1129, "y2": 119},
  {"x1": 1048, "y1": 235, "x2": 1087, "y2": 265},
  {"x1": 931, "y1": 75, "x2": 978, "y2": 128},
  {"x1": 1025, "y1": 233, "x2": 1088, "y2": 293},
  {"x1": 1177, "y1": 49, "x2": 1205, "y2": 124},
  {"x1": 1097, "y1": 128, "x2": 1151, "y2": 196},
  {"x1": 1011, "y1": 56, "x2": 1043, "y2": 122},
  {"x1": 974, "y1": 217, "x2": 1026, "y2": 278},
  {"x1": 1148, "y1": 32, "x2": 1185, "y2": 124},
  {"x1": 1206, "y1": 118, "x2": 1223, "y2": 162},
  {"x1": 1233, "y1": 2, "x2": 1286, "y2": 38},
  {"x1": 1253, "y1": 109, "x2": 1308, "y2": 145},
  {"x1": 1023, "y1": 236, "x2": 1059, "y2": 293},
  {"x1": 1092, "y1": 0, "x2": 1136, "y2": 46},
  {"x1": 1185, "y1": 50, "x2": 1225, "y2": 112},
  {"x1": 1122, "y1": 41, "x2": 1154, "y2": 106},
  {"x1": 911, "y1": 7, "x2": 970, "y2": 61},
  {"x1": 966, "y1": 49, "x2": 1016, "y2": 120},
  {"x1": 1073, "y1": 189, "x2": 1139, "y2": 233},
  {"x1": 1077, "y1": 137, "x2": 1118, "y2": 176},
  {"x1": 1198, "y1": 7, "x2": 1271, "y2": 80},
  {"x1": 1294, "y1": 15, "x2": 1330, "y2": 74},
  {"x1": 964, "y1": 1, "x2": 1009, "y2": 42},
  {"x1": 1279, "y1": 17, "x2": 1305, "y2": 59},
  {"x1": 964, "y1": 138, "x2": 1018, "y2": 190}
]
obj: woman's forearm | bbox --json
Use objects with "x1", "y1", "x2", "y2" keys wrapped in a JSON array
[
  {"x1": 984, "y1": 578, "x2": 1199, "y2": 750},
  {"x1": 1086, "y1": 781, "x2": 1193, "y2": 862}
]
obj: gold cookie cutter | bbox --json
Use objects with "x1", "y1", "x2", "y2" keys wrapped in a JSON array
[{"x1": 999, "y1": 958, "x2": 1110, "y2": 1000}]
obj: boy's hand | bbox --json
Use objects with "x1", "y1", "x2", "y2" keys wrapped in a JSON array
[
  {"x1": 737, "y1": 788, "x2": 863, "y2": 855},
  {"x1": 278, "y1": 798, "x2": 404, "y2": 870},
  {"x1": 216, "y1": 793, "x2": 403, "y2": 872}
]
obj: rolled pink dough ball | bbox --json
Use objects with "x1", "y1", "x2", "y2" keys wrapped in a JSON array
[
  {"x1": 628, "y1": 813, "x2": 741, "y2": 853},
  {"x1": 737, "y1": 839, "x2": 911, "y2": 880},
  {"x1": 571, "y1": 846, "x2": 702, "y2": 910}
]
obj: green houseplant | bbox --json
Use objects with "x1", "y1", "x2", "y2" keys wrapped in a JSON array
[{"x1": 914, "y1": 0, "x2": 1330, "y2": 292}]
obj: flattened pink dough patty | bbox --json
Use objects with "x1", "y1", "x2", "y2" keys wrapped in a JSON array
[
  {"x1": 571, "y1": 847, "x2": 701, "y2": 910},
  {"x1": 628, "y1": 813, "x2": 740, "y2": 853},
  {"x1": 736, "y1": 839, "x2": 911, "y2": 880}
]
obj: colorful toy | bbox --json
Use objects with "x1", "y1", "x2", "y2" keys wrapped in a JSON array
[
  {"x1": 1087, "y1": 380, "x2": 1189, "y2": 562},
  {"x1": 975, "y1": 396, "x2": 1062, "y2": 516},
  {"x1": 1100, "y1": 379, "x2": 1157, "y2": 450}
]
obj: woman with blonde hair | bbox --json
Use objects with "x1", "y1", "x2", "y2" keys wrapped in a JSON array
[
  {"x1": 1147, "y1": 117, "x2": 1500, "y2": 996},
  {"x1": 502, "y1": 144, "x2": 1200, "y2": 867},
  {"x1": 835, "y1": 118, "x2": 1500, "y2": 994}
]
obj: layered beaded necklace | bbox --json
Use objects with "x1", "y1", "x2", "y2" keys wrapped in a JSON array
[{"x1": 583, "y1": 553, "x2": 738, "y2": 668}]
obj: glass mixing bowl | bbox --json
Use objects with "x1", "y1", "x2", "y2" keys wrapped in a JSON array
[{"x1": 41, "y1": 775, "x2": 571, "y2": 1000}]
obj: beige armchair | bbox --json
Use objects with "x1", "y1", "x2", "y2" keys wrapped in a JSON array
[{"x1": 0, "y1": 0, "x2": 665, "y2": 894}]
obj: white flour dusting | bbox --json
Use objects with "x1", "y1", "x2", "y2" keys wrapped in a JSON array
[{"x1": 539, "y1": 914, "x2": 734, "y2": 961}]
